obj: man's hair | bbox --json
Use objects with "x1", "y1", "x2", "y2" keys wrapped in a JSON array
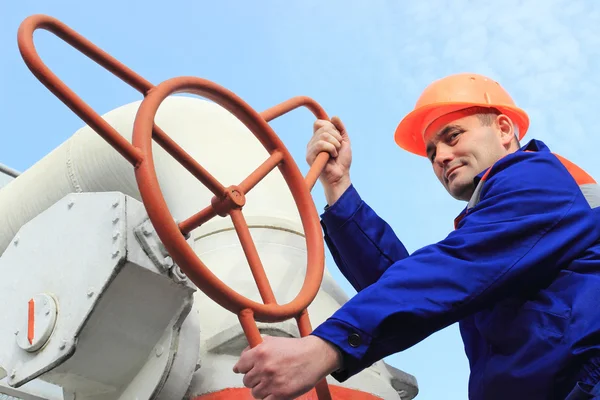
[{"x1": 462, "y1": 106, "x2": 521, "y2": 148}]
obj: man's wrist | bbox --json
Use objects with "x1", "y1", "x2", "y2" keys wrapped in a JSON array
[
  {"x1": 323, "y1": 176, "x2": 352, "y2": 206},
  {"x1": 306, "y1": 335, "x2": 344, "y2": 375}
]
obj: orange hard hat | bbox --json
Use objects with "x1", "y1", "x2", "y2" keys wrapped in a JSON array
[{"x1": 394, "y1": 73, "x2": 529, "y2": 157}]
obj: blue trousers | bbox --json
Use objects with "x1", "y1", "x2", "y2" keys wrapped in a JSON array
[{"x1": 565, "y1": 380, "x2": 600, "y2": 400}]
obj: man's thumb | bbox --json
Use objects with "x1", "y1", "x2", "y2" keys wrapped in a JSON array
[{"x1": 331, "y1": 116, "x2": 347, "y2": 137}]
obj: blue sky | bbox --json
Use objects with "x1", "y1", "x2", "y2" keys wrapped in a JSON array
[{"x1": 2, "y1": 1, "x2": 600, "y2": 399}]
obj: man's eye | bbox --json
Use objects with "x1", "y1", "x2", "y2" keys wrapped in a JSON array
[
  {"x1": 429, "y1": 152, "x2": 436, "y2": 162},
  {"x1": 450, "y1": 131, "x2": 461, "y2": 140}
]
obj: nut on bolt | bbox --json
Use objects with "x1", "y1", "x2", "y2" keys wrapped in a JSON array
[{"x1": 170, "y1": 265, "x2": 187, "y2": 284}]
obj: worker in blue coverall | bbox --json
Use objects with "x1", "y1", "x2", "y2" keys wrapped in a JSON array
[{"x1": 233, "y1": 73, "x2": 600, "y2": 400}]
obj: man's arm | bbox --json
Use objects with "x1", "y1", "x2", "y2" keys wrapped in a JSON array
[
  {"x1": 322, "y1": 183, "x2": 410, "y2": 291},
  {"x1": 307, "y1": 118, "x2": 410, "y2": 291},
  {"x1": 312, "y1": 149, "x2": 600, "y2": 380}
]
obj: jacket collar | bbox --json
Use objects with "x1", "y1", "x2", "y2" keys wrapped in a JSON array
[{"x1": 453, "y1": 139, "x2": 550, "y2": 229}]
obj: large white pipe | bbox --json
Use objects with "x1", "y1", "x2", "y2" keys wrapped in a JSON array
[{"x1": 0, "y1": 96, "x2": 304, "y2": 255}]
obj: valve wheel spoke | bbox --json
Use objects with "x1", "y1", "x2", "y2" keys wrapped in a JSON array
[
  {"x1": 230, "y1": 209, "x2": 276, "y2": 305},
  {"x1": 239, "y1": 150, "x2": 284, "y2": 194},
  {"x1": 153, "y1": 125, "x2": 226, "y2": 196},
  {"x1": 178, "y1": 204, "x2": 219, "y2": 236}
]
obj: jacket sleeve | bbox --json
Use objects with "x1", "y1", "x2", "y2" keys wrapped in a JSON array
[
  {"x1": 312, "y1": 150, "x2": 600, "y2": 381},
  {"x1": 321, "y1": 184, "x2": 410, "y2": 292}
]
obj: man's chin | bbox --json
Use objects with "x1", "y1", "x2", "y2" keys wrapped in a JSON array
[{"x1": 448, "y1": 180, "x2": 475, "y2": 201}]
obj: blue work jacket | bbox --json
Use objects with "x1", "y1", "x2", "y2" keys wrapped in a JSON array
[{"x1": 311, "y1": 140, "x2": 600, "y2": 399}]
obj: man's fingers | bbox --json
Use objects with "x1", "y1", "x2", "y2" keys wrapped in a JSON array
[
  {"x1": 314, "y1": 124, "x2": 343, "y2": 144},
  {"x1": 251, "y1": 381, "x2": 270, "y2": 400},
  {"x1": 316, "y1": 131, "x2": 342, "y2": 151},
  {"x1": 308, "y1": 142, "x2": 338, "y2": 162},
  {"x1": 313, "y1": 119, "x2": 330, "y2": 132},
  {"x1": 233, "y1": 351, "x2": 255, "y2": 374},
  {"x1": 313, "y1": 120, "x2": 343, "y2": 142},
  {"x1": 242, "y1": 367, "x2": 261, "y2": 389}
]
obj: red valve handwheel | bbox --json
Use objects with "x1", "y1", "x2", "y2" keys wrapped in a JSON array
[{"x1": 133, "y1": 76, "x2": 330, "y2": 325}]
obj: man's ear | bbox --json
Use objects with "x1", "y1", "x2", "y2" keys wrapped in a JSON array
[{"x1": 496, "y1": 114, "x2": 515, "y2": 147}]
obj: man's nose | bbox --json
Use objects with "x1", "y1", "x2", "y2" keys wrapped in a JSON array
[{"x1": 434, "y1": 144, "x2": 454, "y2": 166}]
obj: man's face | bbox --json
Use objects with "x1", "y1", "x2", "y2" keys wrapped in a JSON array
[{"x1": 424, "y1": 111, "x2": 514, "y2": 201}]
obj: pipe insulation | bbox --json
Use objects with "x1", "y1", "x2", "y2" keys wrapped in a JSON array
[{"x1": 0, "y1": 96, "x2": 304, "y2": 255}]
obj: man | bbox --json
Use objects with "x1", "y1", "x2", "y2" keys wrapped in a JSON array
[{"x1": 233, "y1": 73, "x2": 600, "y2": 399}]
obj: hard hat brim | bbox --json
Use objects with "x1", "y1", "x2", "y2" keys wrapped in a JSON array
[{"x1": 394, "y1": 102, "x2": 530, "y2": 157}]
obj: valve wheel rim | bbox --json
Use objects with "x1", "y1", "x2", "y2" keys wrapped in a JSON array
[{"x1": 132, "y1": 76, "x2": 325, "y2": 322}]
